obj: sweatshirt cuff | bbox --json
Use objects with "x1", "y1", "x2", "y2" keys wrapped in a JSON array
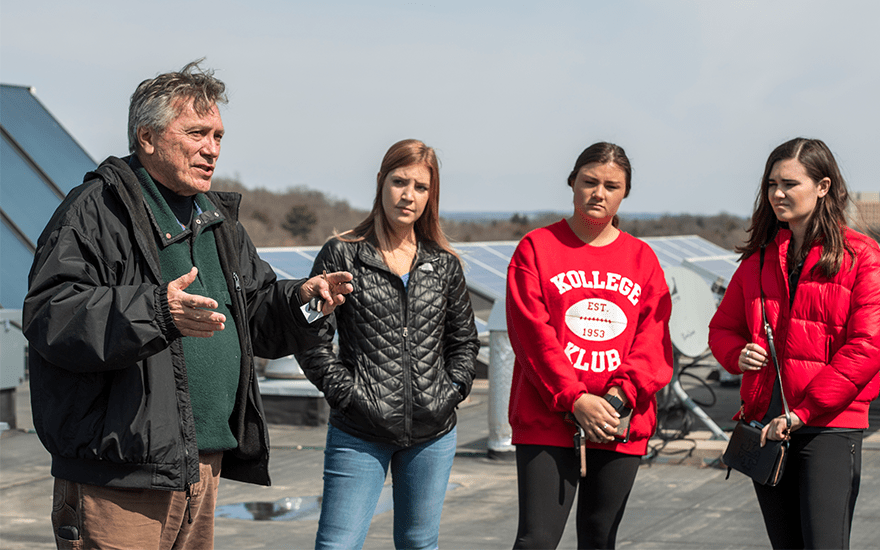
[
  {"x1": 563, "y1": 386, "x2": 588, "y2": 413},
  {"x1": 608, "y1": 377, "x2": 637, "y2": 407}
]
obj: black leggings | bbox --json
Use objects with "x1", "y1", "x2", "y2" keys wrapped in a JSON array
[
  {"x1": 512, "y1": 445, "x2": 641, "y2": 550},
  {"x1": 752, "y1": 431, "x2": 862, "y2": 549}
]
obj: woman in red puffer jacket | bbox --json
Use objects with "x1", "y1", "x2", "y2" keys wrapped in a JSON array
[{"x1": 709, "y1": 137, "x2": 880, "y2": 550}]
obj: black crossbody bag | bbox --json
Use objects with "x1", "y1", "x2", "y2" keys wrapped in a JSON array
[{"x1": 722, "y1": 246, "x2": 791, "y2": 486}]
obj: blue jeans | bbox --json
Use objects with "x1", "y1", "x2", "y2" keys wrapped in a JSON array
[{"x1": 315, "y1": 424, "x2": 457, "y2": 550}]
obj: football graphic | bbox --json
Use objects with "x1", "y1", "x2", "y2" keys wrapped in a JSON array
[{"x1": 564, "y1": 298, "x2": 627, "y2": 341}]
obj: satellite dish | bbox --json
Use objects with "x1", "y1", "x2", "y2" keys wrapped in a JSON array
[{"x1": 664, "y1": 266, "x2": 717, "y2": 358}]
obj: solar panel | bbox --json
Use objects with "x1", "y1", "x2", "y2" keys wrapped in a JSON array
[
  {"x1": 0, "y1": 224, "x2": 32, "y2": 308},
  {"x1": 682, "y1": 255, "x2": 740, "y2": 290},
  {"x1": 641, "y1": 236, "x2": 739, "y2": 289},
  {"x1": 257, "y1": 247, "x2": 321, "y2": 279},
  {"x1": 642, "y1": 235, "x2": 731, "y2": 267},
  {"x1": 258, "y1": 234, "x2": 738, "y2": 330},
  {"x1": 1, "y1": 84, "x2": 98, "y2": 308},
  {"x1": 456, "y1": 242, "x2": 516, "y2": 302},
  {"x1": 256, "y1": 244, "x2": 497, "y2": 332},
  {"x1": 1, "y1": 136, "x2": 69, "y2": 244},
  {"x1": 0, "y1": 85, "x2": 96, "y2": 195}
]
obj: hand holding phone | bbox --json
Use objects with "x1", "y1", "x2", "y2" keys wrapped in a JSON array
[{"x1": 603, "y1": 393, "x2": 632, "y2": 443}]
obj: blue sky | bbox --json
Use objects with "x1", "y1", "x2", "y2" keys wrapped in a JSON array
[{"x1": 2, "y1": 1, "x2": 877, "y2": 216}]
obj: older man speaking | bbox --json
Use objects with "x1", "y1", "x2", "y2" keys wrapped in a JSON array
[{"x1": 23, "y1": 60, "x2": 352, "y2": 550}]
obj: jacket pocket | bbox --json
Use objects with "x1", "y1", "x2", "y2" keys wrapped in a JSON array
[
  {"x1": 417, "y1": 371, "x2": 460, "y2": 426},
  {"x1": 344, "y1": 378, "x2": 385, "y2": 432}
]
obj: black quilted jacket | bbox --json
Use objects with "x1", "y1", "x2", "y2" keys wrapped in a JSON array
[{"x1": 295, "y1": 236, "x2": 480, "y2": 446}]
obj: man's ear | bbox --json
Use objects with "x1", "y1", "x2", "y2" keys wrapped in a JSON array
[{"x1": 137, "y1": 126, "x2": 156, "y2": 156}]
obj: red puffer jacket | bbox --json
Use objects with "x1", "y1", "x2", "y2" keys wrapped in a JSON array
[{"x1": 709, "y1": 227, "x2": 880, "y2": 427}]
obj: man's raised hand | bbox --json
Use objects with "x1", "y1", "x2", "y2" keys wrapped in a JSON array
[
  {"x1": 167, "y1": 267, "x2": 226, "y2": 337},
  {"x1": 299, "y1": 271, "x2": 354, "y2": 315}
]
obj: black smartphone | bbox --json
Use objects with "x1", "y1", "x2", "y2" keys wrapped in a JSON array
[{"x1": 603, "y1": 394, "x2": 632, "y2": 443}]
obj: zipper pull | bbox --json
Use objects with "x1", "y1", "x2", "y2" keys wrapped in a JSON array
[
  {"x1": 185, "y1": 483, "x2": 193, "y2": 524},
  {"x1": 231, "y1": 272, "x2": 254, "y2": 357}
]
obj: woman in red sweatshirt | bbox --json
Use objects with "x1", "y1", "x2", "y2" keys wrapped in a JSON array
[
  {"x1": 506, "y1": 142, "x2": 673, "y2": 549},
  {"x1": 709, "y1": 138, "x2": 880, "y2": 549}
]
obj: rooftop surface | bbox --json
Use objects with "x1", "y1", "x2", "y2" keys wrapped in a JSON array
[{"x1": 3, "y1": 374, "x2": 880, "y2": 549}]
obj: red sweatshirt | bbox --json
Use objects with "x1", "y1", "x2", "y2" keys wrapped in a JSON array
[{"x1": 506, "y1": 221, "x2": 673, "y2": 455}]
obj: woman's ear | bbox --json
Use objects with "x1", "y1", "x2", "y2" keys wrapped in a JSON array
[{"x1": 817, "y1": 177, "x2": 831, "y2": 198}]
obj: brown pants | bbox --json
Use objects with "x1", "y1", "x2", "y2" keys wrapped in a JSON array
[{"x1": 51, "y1": 452, "x2": 223, "y2": 550}]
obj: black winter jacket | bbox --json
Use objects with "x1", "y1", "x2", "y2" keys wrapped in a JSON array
[
  {"x1": 295, "y1": 237, "x2": 480, "y2": 446},
  {"x1": 23, "y1": 156, "x2": 327, "y2": 490}
]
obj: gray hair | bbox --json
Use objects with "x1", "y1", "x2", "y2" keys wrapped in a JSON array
[{"x1": 127, "y1": 58, "x2": 227, "y2": 153}]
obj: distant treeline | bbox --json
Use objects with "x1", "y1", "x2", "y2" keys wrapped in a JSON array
[{"x1": 212, "y1": 177, "x2": 750, "y2": 251}]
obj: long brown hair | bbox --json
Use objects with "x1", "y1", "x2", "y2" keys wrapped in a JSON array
[
  {"x1": 567, "y1": 142, "x2": 632, "y2": 228},
  {"x1": 738, "y1": 137, "x2": 853, "y2": 278},
  {"x1": 340, "y1": 139, "x2": 456, "y2": 256}
]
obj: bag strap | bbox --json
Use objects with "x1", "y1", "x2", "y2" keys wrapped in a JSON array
[{"x1": 759, "y1": 246, "x2": 792, "y2": 430}]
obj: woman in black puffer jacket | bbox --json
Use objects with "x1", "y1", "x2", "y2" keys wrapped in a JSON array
[{"x1": 295, "y1": 139, "x2": 479, "y2": 550}]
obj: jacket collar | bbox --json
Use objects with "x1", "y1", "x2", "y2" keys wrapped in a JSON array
[
  {"x1": 90, "y1": 156, "x2": 162, "y2": 281},
  {"x1": 773, "y1": 227, "x2": 825, "y2": 278},
  {"x1": 356, "y1": 235, "x2": 441, "y2": 274},
  {"x1": 773, "y1": 228, "x2": 793, "y2": 274},
  {"x1": 130, "y1": 158, "x2": 225, "y2": 248},
  {"x1": 88, "y1": 155, "x2": 242, "y2": 281}
]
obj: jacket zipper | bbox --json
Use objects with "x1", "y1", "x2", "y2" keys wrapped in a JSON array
[
  {"x1": 185, "y1": 483, "x2": 193, "y2": 524},
  {"x1": 231, "y1": 270, "x2": 269, "y2": 467},
  {"x1": 232, "y1": 272, "x2": 253, "y2": 358},
  {"x1": 171, "y1": 334, "x2": 199, "y2": 495},
  {"x1": 401, "y1": 271, "x2": 413, "y2": 446}
]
